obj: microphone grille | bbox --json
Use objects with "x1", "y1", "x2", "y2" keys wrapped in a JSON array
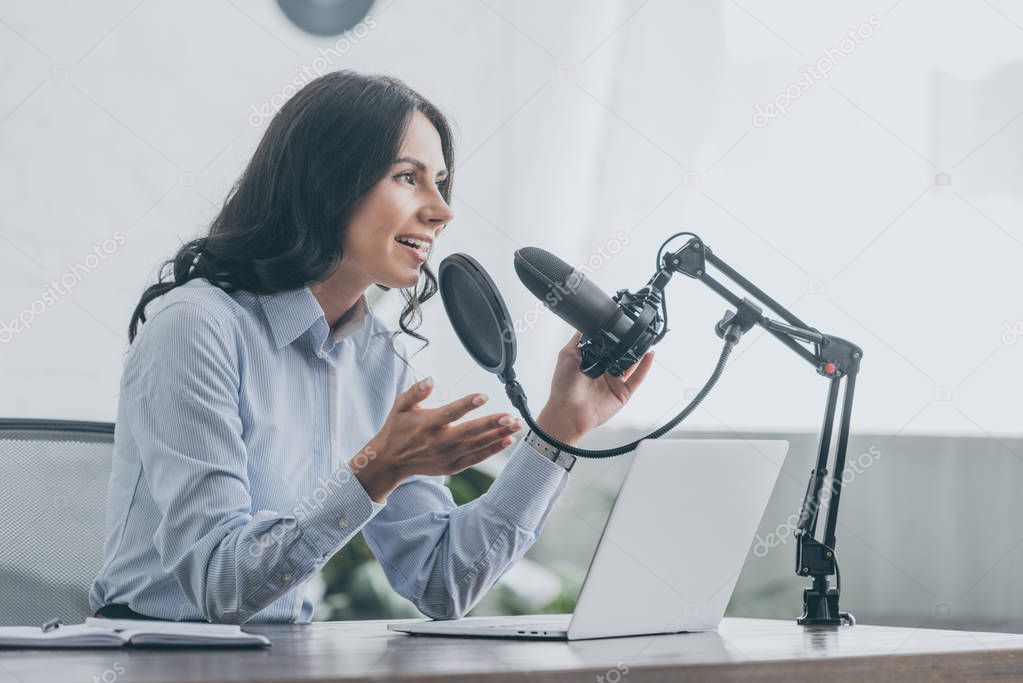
[{"x1": 515, "y1": 247, "x2": 574, "y2": 284}]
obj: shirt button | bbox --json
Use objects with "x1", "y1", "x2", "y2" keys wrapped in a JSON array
[
  {"x1": 280, "y1": 572, "x2": 293, "y2": 584},
  {"x1": 338, "y1": 517, "x2": 349, "y2": 529}
]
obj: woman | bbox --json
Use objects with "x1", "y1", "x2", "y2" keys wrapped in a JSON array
[{"x1": 89, "y1": 71, "x2": 654, "y2": 624}]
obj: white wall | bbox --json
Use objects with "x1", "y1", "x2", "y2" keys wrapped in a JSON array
[{"x1": 1, "y1": 0, "x2": 1021, "y2": 444}]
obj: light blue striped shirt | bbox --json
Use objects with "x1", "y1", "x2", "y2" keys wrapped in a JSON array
[{"x1": 89, "y1": 278, "x2": 570, "y2": 624}]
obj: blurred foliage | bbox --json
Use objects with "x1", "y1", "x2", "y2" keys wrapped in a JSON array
[
  {"x1": 726, "y1": 577, "x2": 799, "y2": 619},
  {"x1": 478, "y1": 559, "x2": 585, "y2": 616}
]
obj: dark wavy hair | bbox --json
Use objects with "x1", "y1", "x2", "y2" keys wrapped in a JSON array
[{"x1": 128, "y1": 70, "x2": 454, "y2": 349}]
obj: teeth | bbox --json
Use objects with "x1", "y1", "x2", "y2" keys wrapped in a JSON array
[{"x1": 396, "y1": 236, "x2": 429, "y2": 251}]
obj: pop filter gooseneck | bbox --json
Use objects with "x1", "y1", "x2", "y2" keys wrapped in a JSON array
[{"x1": 438, "y1": 253, "x2": 732, "y2": 458}]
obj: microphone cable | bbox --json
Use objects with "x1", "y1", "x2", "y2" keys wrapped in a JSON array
[{"x1": 651, "y1": 231, "x2": 698, "y2": 346}]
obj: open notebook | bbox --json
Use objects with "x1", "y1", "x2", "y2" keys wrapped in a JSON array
[{"x1": 0, "y1": 618, "x2": 270, "y2": 648}]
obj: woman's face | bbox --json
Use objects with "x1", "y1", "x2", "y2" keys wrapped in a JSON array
[{"x1": 341, "y1": 110, "x2": 453, "y2": 289}]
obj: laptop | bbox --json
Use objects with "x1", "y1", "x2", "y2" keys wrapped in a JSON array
[{"x1": 388, "y1": 438, "x2": 787, "y2": 641}]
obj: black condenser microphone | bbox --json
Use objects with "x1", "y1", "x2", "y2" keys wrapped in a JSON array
[{"x1": 513, "y1": 246, "x2": 666, "y2": 378}]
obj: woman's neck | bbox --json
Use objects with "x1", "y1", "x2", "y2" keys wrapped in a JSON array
[{"x1": 310, "y1": 267, "x2": 371, "y2": 329}]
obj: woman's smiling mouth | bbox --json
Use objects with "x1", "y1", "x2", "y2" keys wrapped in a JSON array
[{"x1": 395, "y1": 235, "x2": 430, "y2": 262}]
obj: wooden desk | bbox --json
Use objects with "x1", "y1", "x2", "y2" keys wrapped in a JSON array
[{"x1": 4, "y1": 617, "x2": 1023, "y2": 682}]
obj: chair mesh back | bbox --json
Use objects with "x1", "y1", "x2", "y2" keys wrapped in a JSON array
[{"x1": 0, "y1": 423, "x2": 114, "y2": 626}]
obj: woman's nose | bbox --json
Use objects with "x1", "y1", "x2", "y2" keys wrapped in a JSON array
[
  {"x1": 436, "y1": 202, "x2": 454, "y2": 225},
  {"x1": 424, "y1": 193, "x2": 454, "y2": 226}
]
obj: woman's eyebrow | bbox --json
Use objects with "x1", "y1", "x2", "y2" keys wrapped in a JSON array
[{"x1": 395, "y1": 156, "x2": 448, "y2": 178}]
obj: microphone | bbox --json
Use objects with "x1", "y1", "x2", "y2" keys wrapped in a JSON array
[
  {"x1": 513, "y1": 246, "x2": 665, "y2": 378},
  {"x1": 440, "y1": 233, "x2": 748, "y2": 458}
]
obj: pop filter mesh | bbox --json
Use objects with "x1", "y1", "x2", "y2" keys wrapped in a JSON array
[{"x1": 439, "y1": 255, "x2": 513, "y2": 374}]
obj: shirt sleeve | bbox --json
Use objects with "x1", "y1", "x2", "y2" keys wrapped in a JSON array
[
  {"x1": 361, "y1": 344, "x2": 571, "y2": 619},
  {"x1": 361, "y1": 440, "x2": 569, "y2": 619},
  {"x1": 122, "y1": 301, "x2": 384, "y2": 624}
]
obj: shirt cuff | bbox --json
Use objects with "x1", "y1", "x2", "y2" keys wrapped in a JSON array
[
  {"x1": 297, "y1": 460, "x2": 386, "y2": 559},
  {"x1": 483, "y1": 437, "x2": 570, "y2": 531}
]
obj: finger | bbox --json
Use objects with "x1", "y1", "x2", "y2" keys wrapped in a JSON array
[
  {"x1": 562, "y1": 330, "x2": 583, "y2": 355},
  {"x1": 394, "y1": 376, "x2": 433, "y2": 411},
  {"x1": 458, "y1": 423, "x2": 522, "y2": 452},
  {"x1": 428, "y1": 392, "x2": 489, "y2": 425},
  {"x1": 620, "y1": 357, "x2": 642, "y2": 381},
  {"x1": 623, "y1": 351, "x2": 655, "y2": 393},
  {"x1": 608, "y1": 356, "x2": 642, "y2": 387},
  {"x1": 447, "y1": 413, "x2": 519, "y2": 441},
  {"x1": 450, "y1": 437, "x2": 514, "y2": 473}
]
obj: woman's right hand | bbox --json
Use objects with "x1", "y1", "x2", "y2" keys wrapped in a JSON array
[{"x1": 351, "y1": 376, "x2": 523, "y2": 502}]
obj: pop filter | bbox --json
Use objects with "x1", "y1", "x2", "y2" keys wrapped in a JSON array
[{"x1": 438, "y1": 254, "x2": 517, "y2": 384}]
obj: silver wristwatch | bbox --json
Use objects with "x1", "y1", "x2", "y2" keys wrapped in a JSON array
[{"x1": 523, "y1": 429, "x2": 576, "y2": 471}]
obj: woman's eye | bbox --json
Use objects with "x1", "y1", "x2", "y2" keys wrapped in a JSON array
[{"x1": 396, "y1": 169, "x2": 446, "y2": 192}]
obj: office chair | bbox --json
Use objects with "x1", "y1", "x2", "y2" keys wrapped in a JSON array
[{"x1": 0, "y1": 419, "x2": 114, "y2": 626}]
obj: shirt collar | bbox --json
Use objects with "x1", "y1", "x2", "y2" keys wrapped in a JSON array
[
  {"x1": 258, "y1": 287, "x2": 372, "y2": 353},
  {"x1": 329, "y1": 293, "x2": 371, "y2": 342}
]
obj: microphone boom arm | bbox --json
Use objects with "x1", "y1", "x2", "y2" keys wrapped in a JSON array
[
  {"x1": 501, "y1": 234, "x2": 862, "y2": 626},
  {"x1": 663, "y1": 236, "x2": 862, "y2": 627}
]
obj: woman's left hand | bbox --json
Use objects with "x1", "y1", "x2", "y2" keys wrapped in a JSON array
[{"x1": 535, "y1": 331, "x2": 655, "y2": 446}]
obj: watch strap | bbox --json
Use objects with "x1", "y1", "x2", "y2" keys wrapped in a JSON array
[{"x1": 523, "y1": 429, "x2": 576, "y2": 471}]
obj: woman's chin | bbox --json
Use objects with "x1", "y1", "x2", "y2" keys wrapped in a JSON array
[{"x1": 379, "y1": 269, "x2": 422, "y2": 290}]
